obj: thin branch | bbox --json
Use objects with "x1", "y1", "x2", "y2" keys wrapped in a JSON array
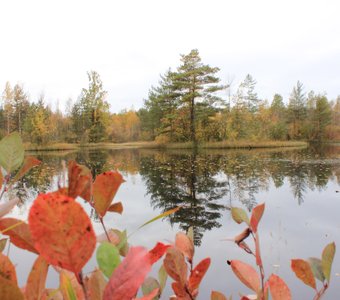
[{"x1": 99, "y1": 216, "x2": 111, "y2": 243}]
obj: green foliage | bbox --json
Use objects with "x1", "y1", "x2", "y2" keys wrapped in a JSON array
[
  {"x1": 96, "y1": 242, "x2": 121, "y2": 278},
  {"x1": 71, "y1": 71, "x2": 110, "y2": 143},
  {"x1": 0, "y1": 132, "x2": 24, "y2": 173}
]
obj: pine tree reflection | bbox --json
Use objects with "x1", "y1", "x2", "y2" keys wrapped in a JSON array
[{"x1": 140, "y1": 151, "x2": 228, "y2": 246}]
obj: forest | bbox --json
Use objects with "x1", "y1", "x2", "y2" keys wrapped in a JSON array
[{"x1": 1, "y1": 49, "x2": 339, "y2": 145}]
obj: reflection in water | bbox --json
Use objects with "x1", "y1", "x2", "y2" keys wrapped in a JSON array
[
  {"x1": 11, "y1": 146, "x2": 340, "y2": 244},
  {"x1": 140, "y1": 151, "x2": 228, "y2": 245}
]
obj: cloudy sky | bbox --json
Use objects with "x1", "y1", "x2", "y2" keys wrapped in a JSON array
[{"x1": 1, "y1": 0, "x2": 339, "y2": 112}]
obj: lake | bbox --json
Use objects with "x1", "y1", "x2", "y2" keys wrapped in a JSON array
[{"x1": 6, "y1": 145, "x2": 340, "y2": 299}]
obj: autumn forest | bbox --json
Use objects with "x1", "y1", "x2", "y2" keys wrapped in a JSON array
[{"x1": 1, "y1": 49, "x2": 339, "y2": 146}]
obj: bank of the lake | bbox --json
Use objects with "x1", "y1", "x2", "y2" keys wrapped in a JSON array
[{"x1": 24, "y1": 140, "x2": 308, "y2": 151}]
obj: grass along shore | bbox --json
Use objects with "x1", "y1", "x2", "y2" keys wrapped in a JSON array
[{"x1": 24, "y1": 140, "x2": 308, "y2": 151}]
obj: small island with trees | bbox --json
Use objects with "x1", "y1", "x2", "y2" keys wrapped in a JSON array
[{"x1": 1, "y1": 49, "x2": 339, "y2": 149}]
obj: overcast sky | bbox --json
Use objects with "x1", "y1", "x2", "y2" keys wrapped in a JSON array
[{"x1": 1, "y1": 0, "x2": 339, "y2": 113}]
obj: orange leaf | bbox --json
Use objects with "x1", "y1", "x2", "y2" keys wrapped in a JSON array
[
  {"x1": 28, "y1": 193, "x2": 96, "y2": 276},
  {"x1": 0, "y1": 253, "x2": 17, "y2": 284},
  {"x1": 255, "y1": 232, "x2": 262, "y2": 267},
  {"x1": 108, "y1": 202, "x2": 123, "y2": 214},
  {"x1": 250, "y1": 203, "x2": 265, "y2": 233},
  {"x1": 230, "y1": 260, "x2": 260, "y2": 292},
  {"x1": 163, "y1": 247, "x2": 188, "y2": 286},
  {"x1": 211, "y1": 291, "x2": 227, "y2": 300},
  {"x1": 291, "y1": 259, "x2": 316, "y2": 290},
  {"x1": 0, "y1": 276, "x2": 24, "y2": 300},
  {"x1": 12, "y1": 156, "x2": 41, "y2": 182},
  {"x1": 68, "y1": 161, "x2": 92, "y2": 202},
  {"x1": 60, "y1": 270, "x2": 85, "y2": 300},
  {"x1": 25, "y1": 256, "x2": 49, "y2": 300},
  {"x1": 188, "y1": 258, "x2": 211, "y2": 292},
  {"x1": 267, "y1": 274, "x2": 292, "y2": 300},
  {"x1": 103, "y1": 246, "x2": 152, "y2": 300},
  {"x1": 85, "y1": 269, "x2": 107, "y2": 300},
  {"x1": 93, "y1": 171, "x2": 125, "y2": 217},
  {"x1": 135, "y1": 288, "x2": 160, "y2": 300},
  {"x1": 0, "y1": 218, "x2": 38, "y2": 254},
  {"x1": 175, "y1": 232, "x2": 194, "y2": 263},
  {"x1": 148, "y1": 242, "x2": 171, "y2": 265}
]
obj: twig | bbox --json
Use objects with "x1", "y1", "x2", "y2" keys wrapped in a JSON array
[{"x1": 99, "y1": 216, "x2": 111, "y2": 243}]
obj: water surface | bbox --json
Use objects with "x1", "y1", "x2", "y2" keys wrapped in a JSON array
[{"x1": 7, "y1": 145, "x2": 340, "y2": 299}]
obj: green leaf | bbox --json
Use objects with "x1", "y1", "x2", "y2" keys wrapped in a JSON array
[
  {"x1": 0, "y1": 132, "x2": 24, "y2": 173},
  {"x1": 113, "y1": 229, "x2": 129, "y2": 257},
  {"x1": 322, "y1": 242, "x2": 336, "y2": 283},
  {"x1": 142, "y1": 277, "x2": 160, "y2": 299},
  {"x1": 0, "y1": 239, "x2": 7, "y2": 252},
  {"x1": 96, "y1": 242, "x2": 121, "y2": 278},
  {"x1": 308, "y1": 257, "x2": 325, "y2": 282},
  {"x1": 231, "y1": 207, "x2": 249, "y2": 225},
  {"x1": 138, "y1": 207, "x2": 180, "y2": 230},
  {"x1": 0, "y1": 169, "x2": 3, "y2": 190},
  {"x1": 158, "y1": 265, "x2": 167, "y2": 293}
]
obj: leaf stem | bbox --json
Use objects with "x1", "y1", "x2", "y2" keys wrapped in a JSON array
[
  {"x1": 99, "y1": 216, "x2": 111, "y2": 243},
  {"x1": 77, "y1": 271, "x2": 89, "y2": 300},
  {"x1": 313, "y1": 283, "x2": 328, "y2": 300}
]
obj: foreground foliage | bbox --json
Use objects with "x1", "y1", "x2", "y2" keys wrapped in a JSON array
[{"x1": 0, "y1": 132, "x2": 337, "y2": 299}]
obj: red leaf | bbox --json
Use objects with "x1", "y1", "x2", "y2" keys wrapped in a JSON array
[
  {"x1": 230, "y1": 260, "x2": 261, "y2": 292},
  {"x1": 25, "y1": 256, "x2": 49, "y2": 300},
  {"x1": 12, "y1": 156, "x2": 41, "y2": 182},
  {"x1": 135, "y1": 288, "x2": 159, "y2": 300},
  {"x1": 93, "y1": 171, "x2": 125, "y2": 217},
  {"x1": 291, "y1": 259, "x2": 316, "y2": 290},
  {"x1": 188, "y1": 258, "x2": 211, "y2": 292},
  {"x1": 250, "y1": 203, "x2": 265, "y2": 233},
  {"x1": 163, "y1": 247, "x2": 188, "y2": 286},
  {"x1": 103, "y1": 246, "x2": 152, "y2": 300},
  {"x1": 171, "y1": 282, "x2": 192, "y2": 299},
  {"x1": 28, "y1": 193, "x2": 96, "y2": 276},
  {"x1": 268, "y1": 274, "x2": 292, "y2": 300},
  {"x1": 108, "y1": 202, "x2": 123, "y2": 214},
  {"x1": 0, "y1": 253, "x2": 17, "y2": 284},
  {"x1": 148, "y1": 242, "x2": 171, "y2": 265},
  {"x1": 0, "y1": 218, "x2": 38, "y2": 254},
  {"x1": 175, "y1": 232, "x2": 194, "y2": 262},
  {"x1": 68, "y1": 161, "x2": 92, "y2": 202}
]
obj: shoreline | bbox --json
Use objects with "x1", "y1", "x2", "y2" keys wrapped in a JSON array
[{"x1": 24, "y1": 140, "x2": 308, "y2": 151}]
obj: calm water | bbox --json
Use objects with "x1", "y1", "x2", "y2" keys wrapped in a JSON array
[{"x1": 6, "y1": 145, "x2": 340, "y2": 299}]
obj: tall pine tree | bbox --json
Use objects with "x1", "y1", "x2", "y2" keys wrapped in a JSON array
[{"x1": 173, "y1": 49, "x2": 225, "y2": 143}]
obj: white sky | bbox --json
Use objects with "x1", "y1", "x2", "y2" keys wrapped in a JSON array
[{"x1": 0, "y1": 0, "x2": 339, "y2": 113}]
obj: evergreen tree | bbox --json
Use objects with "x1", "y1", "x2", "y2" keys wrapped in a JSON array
[
  {"x1": 143, "y1": 69, "x2": 180, "y2": 141},
  {"x1": 71, "y1": 71, "x2": 110, "y2": 142},
  {"x1": 12, "y1": 84, "x2": 30, "y2": 135},
  {"x1": 288, "y1": 81, "x2": 307, "y2": 139},
  {"x1": 312, "y1": 95, "x2": 332, "y2": 141},
  {"x1": 173, "y1": 49, "x2": 225, "y2": 143},
  {"x1": 1, "y1": 82, "x2": 14, "y2": 134}
]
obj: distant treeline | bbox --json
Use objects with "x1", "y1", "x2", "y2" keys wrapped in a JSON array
[{"x1": 1, "y1": 49, "x2": 339, "y2": 145}]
